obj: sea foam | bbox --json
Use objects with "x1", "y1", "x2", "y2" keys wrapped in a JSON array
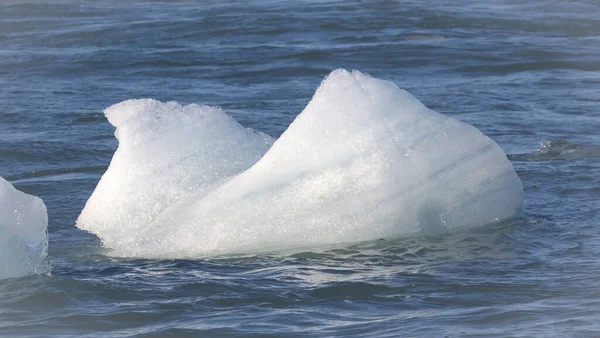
[
  {"x1": 0, "y1": 177, "x2": 49, "y2": 279},
  {"x1": 77, "y1": 69, "x2": 524, "y2": 258}
]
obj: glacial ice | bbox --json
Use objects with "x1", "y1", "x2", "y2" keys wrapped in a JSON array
[
  {"x1": 0, "y1": 176, "x2": 49, "y2": 279},
  {"x1": 77, "y1": 69, "x2": 524, "y2": 258},
  {"x1": 76, "y1": 100, "x2": 274, "y2": 249}
]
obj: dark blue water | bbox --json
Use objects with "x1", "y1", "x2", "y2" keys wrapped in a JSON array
[{"x1": 1, "y1": 0, "x2": 600, "y2": 336}]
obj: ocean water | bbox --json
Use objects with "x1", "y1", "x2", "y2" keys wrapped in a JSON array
[{"x1": 1, "y1": 0, "x2": 599, "y2": 336}]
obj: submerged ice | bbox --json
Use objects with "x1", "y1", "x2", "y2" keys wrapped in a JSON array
[
  {"x1": 77, "y1": 69, "x2": 524, "y2": 258},
  {"x1": 0, "y1": 177, "x2": 49, "y2": 279}
]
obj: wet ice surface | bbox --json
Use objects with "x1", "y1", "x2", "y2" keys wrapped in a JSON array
[
  {"x1": 1, "y1": 0, "x2": 599, "y2": 336},
  {"x1": 77, "y1": 70, "x2": 523, "y2": 257}
]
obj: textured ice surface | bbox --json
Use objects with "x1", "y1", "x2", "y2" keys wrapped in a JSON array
[
  {"x1": 508, "y1": 139, "x2": 600, "y2": 161},
  {"x1": 77, "y1": 100, "x2": 274, "y2": 249},
  {"x1": 78, "y1": 70, "x2": 524, "y2": 258},
  {"x1": 0, "y1": 177, "x2": 49, "y2": 279}
]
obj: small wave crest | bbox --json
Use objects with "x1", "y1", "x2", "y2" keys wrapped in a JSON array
[{"x1": 509, "y1": 139, "x2": 600, "y2": 161}]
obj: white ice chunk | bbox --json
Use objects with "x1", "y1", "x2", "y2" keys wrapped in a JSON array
[
  {"x1": 76, "y1": 99, "x2": 274, "y2": 250},
  {"x1": 78, "y1": 70, "x2": 524, "y2": 258},
  {"x1": 0, "y1": 177, "x2": 49, "y2": 279}
]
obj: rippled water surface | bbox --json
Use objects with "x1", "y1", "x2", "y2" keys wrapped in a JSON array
[{"x1": 1, "y1": 0, "x2": 600, "y2": 336}]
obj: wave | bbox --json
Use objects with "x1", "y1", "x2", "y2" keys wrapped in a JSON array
[
  {"x1": 77, "y1": 69, "x2": 524, "y2": 258},
  {"x1": 509, "y1": 139, "x2": 600, "y2": 161},
  {"x1": 0, "y1": 176, "x2": 49, "y2": 279}
]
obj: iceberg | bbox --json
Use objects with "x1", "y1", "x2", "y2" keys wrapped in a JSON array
[
  {"x1": 76, "y1": 99, "x2": 274, "y2": 250},
  {"x1": 0, "y1": 177, "x2": 49, "y2": 279},
  {"x1": 77, "y1": 69, "x2": 524, "y2": 258}
]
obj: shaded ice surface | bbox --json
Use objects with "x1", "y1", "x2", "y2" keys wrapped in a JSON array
[
  {"x1": 77, "y1": 70, "x2": 524, "y2": 258},
  {"x1": 0, "y1": 177, "x2": 49, "y2": 279}
]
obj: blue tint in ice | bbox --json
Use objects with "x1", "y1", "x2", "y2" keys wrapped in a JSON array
[{"x1": 0, "y1": 177, "x2": 49, "y2": 279}]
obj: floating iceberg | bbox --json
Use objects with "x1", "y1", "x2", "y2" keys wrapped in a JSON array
[
  {"x1": 77, "y1": 69, "x2": 524, "y2": 258},
  {"x1": 76, "y1": 100, "x2": 274, "y2": 250},
  {"x1": 0, "y1": 177, "x2": 49, "y2": 279}
]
